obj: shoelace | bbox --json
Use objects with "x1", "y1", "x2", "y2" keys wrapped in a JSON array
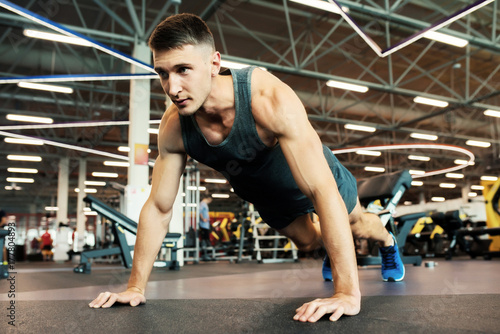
[{"x1": 381, "y1": 247, "x2": 398, "y2": 270}]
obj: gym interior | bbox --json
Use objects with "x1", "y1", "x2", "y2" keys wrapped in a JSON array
[{"x1": 1, "y1": 1, "x2": 500, "y2": 333}]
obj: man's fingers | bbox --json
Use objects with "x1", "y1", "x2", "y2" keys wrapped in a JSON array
[
  {"x1": 101, "y1": 293, "x2": 118, "y2": 308},
  {"x1": 329, "y1": 305, "x2": 344, "y2": 322},
  {"x1": 89, "y1": 291, "x2": 112, "y2": 308}
]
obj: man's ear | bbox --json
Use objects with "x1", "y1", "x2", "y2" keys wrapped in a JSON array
[{"x1": 211, "y1": 51, "x2": 221, "y2": 76}]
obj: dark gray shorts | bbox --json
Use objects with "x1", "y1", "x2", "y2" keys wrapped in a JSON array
[{"x1": 256, "y1": 146, "x2": 358, "y2": 230}]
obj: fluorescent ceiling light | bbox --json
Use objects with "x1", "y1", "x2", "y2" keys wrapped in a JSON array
[
  {"x1": 409, "y1": 170, "x2": 425, "y2": 175},
  {"x1": 187, "y1": 186, "x2": 207, "y2": 191},
  {"x1": 212, "y1": 194, "x2": 230, "y2": 199},
  {"x1": 466, "y1": 140, "x2": 491, "y2": 148},
  {"x1": 404, "y1": 201, "x2": 413, "y2": 205},
  {"x1": 439, "y1": 183, "x2": 456, "y2": 188},
  {"x1": 454, "y1": 159, "x2": 474, "y2": 165},
  {"x1": 45, "y1": 206, "x2": 59, "y2": 211},
  {"x1": 74, "y1": 188, "x2": 98, "y2": 193},
  {"x1": 4, "y1": 137, "x2": 44, "y2": 145},
  {"x1": 431, "y1": 197, "x2": 445, "y2": 202},
  {"x1": 6, "y1": 177, "x2": 34, "y2": 183},
  {"x1": 356, "y1": 150, "x2": 381, "y2": 156},
  {"x1": 289, "y1": 0, "x2": 348, "y2": 14},
  {"x1": 104, "y1": 161, "x2": 130, "y2": 167},
  {"x1": 221, "y1": 60, "x2": 251, "y2": 69},
  {"x1": 24, "y1": 29, "x2": 92, "y2": 47},
  {"x1": 414, "y1": 96, "x2": 449, "y2": 108},
  {"x1": 5, "y1": 186, "x2": 22, "y2": 191},
  {"x1": 8, "y1": 168, "x2": 38, "y2": 174},
  {"x1": 411, "y1": 181, "x2": 423, "y2": 186},
  {"x1": 18, "y1": 81, "x2": 73, "y2": 94},
  {"x1": 468, "y1": 192, "x2": 477, "y2": 197},
  {"x1": 364, "y1": 166, "x2": 385, "y2": 172},
  {"x1": 84, "y1": 211, "x2": 98, "y2": 216},
  {"x1": 0, "y1": 73, "x2": 158, "y2": 85},
  {"x1": 84, "y1": 181, "x2": 106, "y2": 186},
  {"x1": 410, "y1": 133, "x2": 438, "y2": 141},
  {"x1": 6, "y1": 114, "x2": 54, "y2": 124},
  {"x1": 445, "y1": 173, "x2": 464, "y2": 179},
  {"x1": 147, "y1": 128, "x2": 159, "y2": 134},
  {"x1": 422, "y1": 31, "x2": 468, "y2": 47},
  {"x1": 471, "y1": 185, "x2": 484, "y2": 190},
  {"x1": 118, "y1": 146, "x2": 130, "y2": 152},
  {"x1": 92, "y1": 172, "x2": 119, "y2": 178},
  {"x1": 7, "y1": 155, "x2": 42, "y2": 162},
  {"x1": 481, "y1": 176, "x2": 498, "y2": 181},
  {"x1": 484, "y1": 109, "x2": 500, "y2": 118},
  {"x1": 205, "y1": 178, "x2": 227, "y2": 184},
  {"x1": 345, "y1": 124, "x2": 376, "y2": 132},
  {"x1": 408, "y1": 155, "x2": 430, "y2": 161},
  {"x1": 326, "y1": 80, "x2": 368, "y2": 93}
]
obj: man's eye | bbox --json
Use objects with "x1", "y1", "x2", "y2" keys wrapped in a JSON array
[
  {"x1": 159, "y1": 72, "x2": 168, "y2": 79},
  {"x1": 179, "y1": 67, "x2": 189, "y2": 74}
]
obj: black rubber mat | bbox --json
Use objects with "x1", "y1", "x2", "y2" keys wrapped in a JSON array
[{"x1": 2, "y1": 295, "x2": 499, "y2": 333}]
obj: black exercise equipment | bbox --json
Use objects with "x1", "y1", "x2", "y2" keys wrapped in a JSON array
[
  {"x1": 74, "y1": 195, "x2": 181, "y2": 273},
  {"x1": 0, "y1": 229, "x2": 9, "y2": 279},
  {"x1": 431, "y1": 210, "x2": 500, "y2": 260},
  {"x1": 357, "y1": 169, "x2": 422, "y2": 266}
]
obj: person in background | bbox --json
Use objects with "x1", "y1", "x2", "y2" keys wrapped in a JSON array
[
  {"x1": 199, "y1": 194, "x2": 213, "y2": 261},
  {"x1": 40, "y1": 229, "x2": 53, "y2": 261}
]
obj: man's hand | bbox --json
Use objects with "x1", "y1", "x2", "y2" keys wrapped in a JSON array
[
  {"x1": 89, "y1": 288, "x2": 146, "y2": 309},
  {"x1": 293, "y1": 293, "x2": 361, "y2": 322}
]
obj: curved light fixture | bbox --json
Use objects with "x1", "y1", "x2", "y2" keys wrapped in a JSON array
[{"x1": 332, "y1": 143, "x2": 475, "y2": 178}]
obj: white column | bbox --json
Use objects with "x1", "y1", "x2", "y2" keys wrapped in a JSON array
[
  {"x1": 56, "y1": 157, "x2": 69, "y2": 224},
  {"x1": 462, "y1": 181, "x2": 471, "y2": 202},
  {"x1": 125, "y1": 41, "x2": 151, "y2": 219},
  {"x1": 76, "y1": 158, "x2": 86, "y2": 251}
]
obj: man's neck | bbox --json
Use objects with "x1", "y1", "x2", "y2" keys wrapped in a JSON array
[{"x1": 197, "y1": 73, "x2": 234, "y2": 119}]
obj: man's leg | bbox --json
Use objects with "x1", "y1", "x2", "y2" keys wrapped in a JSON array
[{"x1": 349, "y1": 199, "x2": 405, "y2": 282}]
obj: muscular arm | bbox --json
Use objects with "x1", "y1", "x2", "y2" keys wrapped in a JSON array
[
  {"x1": 90, "y1": 106, "x2": 186, "y2": 308},
  {"x1": 252, "y1": 70, "x2": 360, "y2": 321}
]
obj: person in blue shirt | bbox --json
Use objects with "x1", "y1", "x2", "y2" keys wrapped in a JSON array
[{"x1": 199, "y1": 194, "x2": 213, "y2": 261}]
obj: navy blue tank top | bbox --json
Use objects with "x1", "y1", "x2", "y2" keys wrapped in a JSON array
[{"x1": 179, "y1": 67, "x2": 357, "y2": 229}]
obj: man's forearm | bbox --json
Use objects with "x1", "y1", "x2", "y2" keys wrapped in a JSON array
[
  {"x1": 315, "y1": 196, "x2": 360, "y2": 297},
  {"x1": 127, "y1": 204, "x2": 172, "y2": 293}
]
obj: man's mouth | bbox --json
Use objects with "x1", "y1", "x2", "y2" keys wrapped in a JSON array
[{"x1": 174, "y1": 98, "x2": 188, "y2": 106}]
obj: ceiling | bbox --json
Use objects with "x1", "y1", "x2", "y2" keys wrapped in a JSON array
[{"x1": 0, "y1": 0, "x2": 499, "y2": 214}]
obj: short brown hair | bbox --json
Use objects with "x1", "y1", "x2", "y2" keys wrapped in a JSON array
[{"x1": 148, "y1": 13, "x2": 215, "y2": 52}]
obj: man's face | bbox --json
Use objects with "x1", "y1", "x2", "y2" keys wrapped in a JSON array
[{"x1": 153, "y1": 44, "x2": 219, "y2": 116}]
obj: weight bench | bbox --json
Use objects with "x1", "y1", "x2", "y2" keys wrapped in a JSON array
[
  {"x1": 74, "y1": 195, "x2": 181, "y2": 274},
  {"x1": 357, "y1": 169, "x2": 423, "y2": 266}
]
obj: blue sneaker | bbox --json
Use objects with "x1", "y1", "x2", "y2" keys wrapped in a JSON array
[
  {"x1": 379, "y1": 232, "x2": 405, "y2": 282},
  {"x1": 322, "y1": 255, "x2": 332, "y2": 281}
]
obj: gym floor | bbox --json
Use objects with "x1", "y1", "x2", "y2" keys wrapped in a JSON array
[{"x1": 1, "y1": 257, "x2": 499, "y2": 333}]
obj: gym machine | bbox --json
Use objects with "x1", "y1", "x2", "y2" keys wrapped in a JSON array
[
  {"x1": 74, "y1": 195, "x2": 181, "y2": 273},
  {"x1": 356, "y1": 169, "x2": 423, "y2": 266}
]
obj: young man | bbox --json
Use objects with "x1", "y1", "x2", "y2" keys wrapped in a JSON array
[{"x1": 89, "y1": 13, "x2": 405, "y2": 322}]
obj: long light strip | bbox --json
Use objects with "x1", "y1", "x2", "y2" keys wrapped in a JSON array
[
  {"x1": 432, "y1": 197, "x2": 445, "y2": 202},
  {"x1": 356, "y1": 150, "x2": 381, "y2": 156},
  {"x1": 344, "y1": 124, "x2": 376, "y2": 132},
  {"x1": 484, "y1": 109, "x2": 500, "y2": 118},
  {"x1": 446, "y1": 173, "x2": 464, "y2": 179},
  {"x1": 7, "y1": 168, "x2": 38, "y2": 173},
  {"x1": 0, "y1": 119, "x2": 160, "y2": 131},
  {"x1": 440, "y1": 183, "x2": 456, "y2": 188},
  {"x1": 364, "y1": 166, "x2": 385, "y2": 172},
  {"x1": 7, "y1": 154, "x2": 42, "y2": 162},
  {"x1": 6, "y1": 177, "x2": 34, "y2": 183},
  {"x1": 414, "y1": 96, "x2": 449, "y2": 108},
  {"x1": 84, "y1": 181, "x2": 106, "y2": 186},
  {"x1": 0, "y1": 131, "x2": 128, "y2": 161},
  {"x1": 422, "y1": 31, "x2": 468, "y2": 47},
  {"x1": 212, "y1": 194, "x2": 230, "y2": 199},
  {"x1": 104, "y1": 161, "x2": 130, "y2": 167},
  {"x1": 205, "y1": 178, "x2": 227, "y2": 184},
  {"x1": 0, "y1": 73, "x2": 158, "y2": 85},
  {"x1": 410, "y1": 133, "x2": 438, "y2": 141},
  {"x1": 23, "y1": 29, "x2": 92, "y2": 47},
  {"x1": 408, "y1": 155, "x2": 430, "y2": 161},
  {"x1": 92, "y1": 172, "x2": 119, "y2": 178},
  {"x1": 481, "y1": 176, "x2": 498, "y2": 181},
  {"x1": 0, "y1": 0, "x2": 155, "y2": 73},
  {"x1": 18, "y1": 81, "x2": 73, "y2": 94},
  {"x1": 454, "y1": 159, "x2": 475, "y2": 165},
  {"x1": 6, "y1": 114, "x2": 53, "y2": 124},
  {"x1": 326, "y1": 0, "x2": 494, "y2": 57},
  {"x1": 326, "y1": 80, "x2": 369, "y2": 93},
  {"x1": 332, "y1": 143, "x2": 475, "y2": 178},
  {"x1": 290, "y1": 0, "x2": 346, "y2": 14},
  {"x1": 466, "y1": 140, "x2": 491, "y2": 148},
  {"x1": 4, "y1": 137, "x2": 44, "y2": 145}
]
